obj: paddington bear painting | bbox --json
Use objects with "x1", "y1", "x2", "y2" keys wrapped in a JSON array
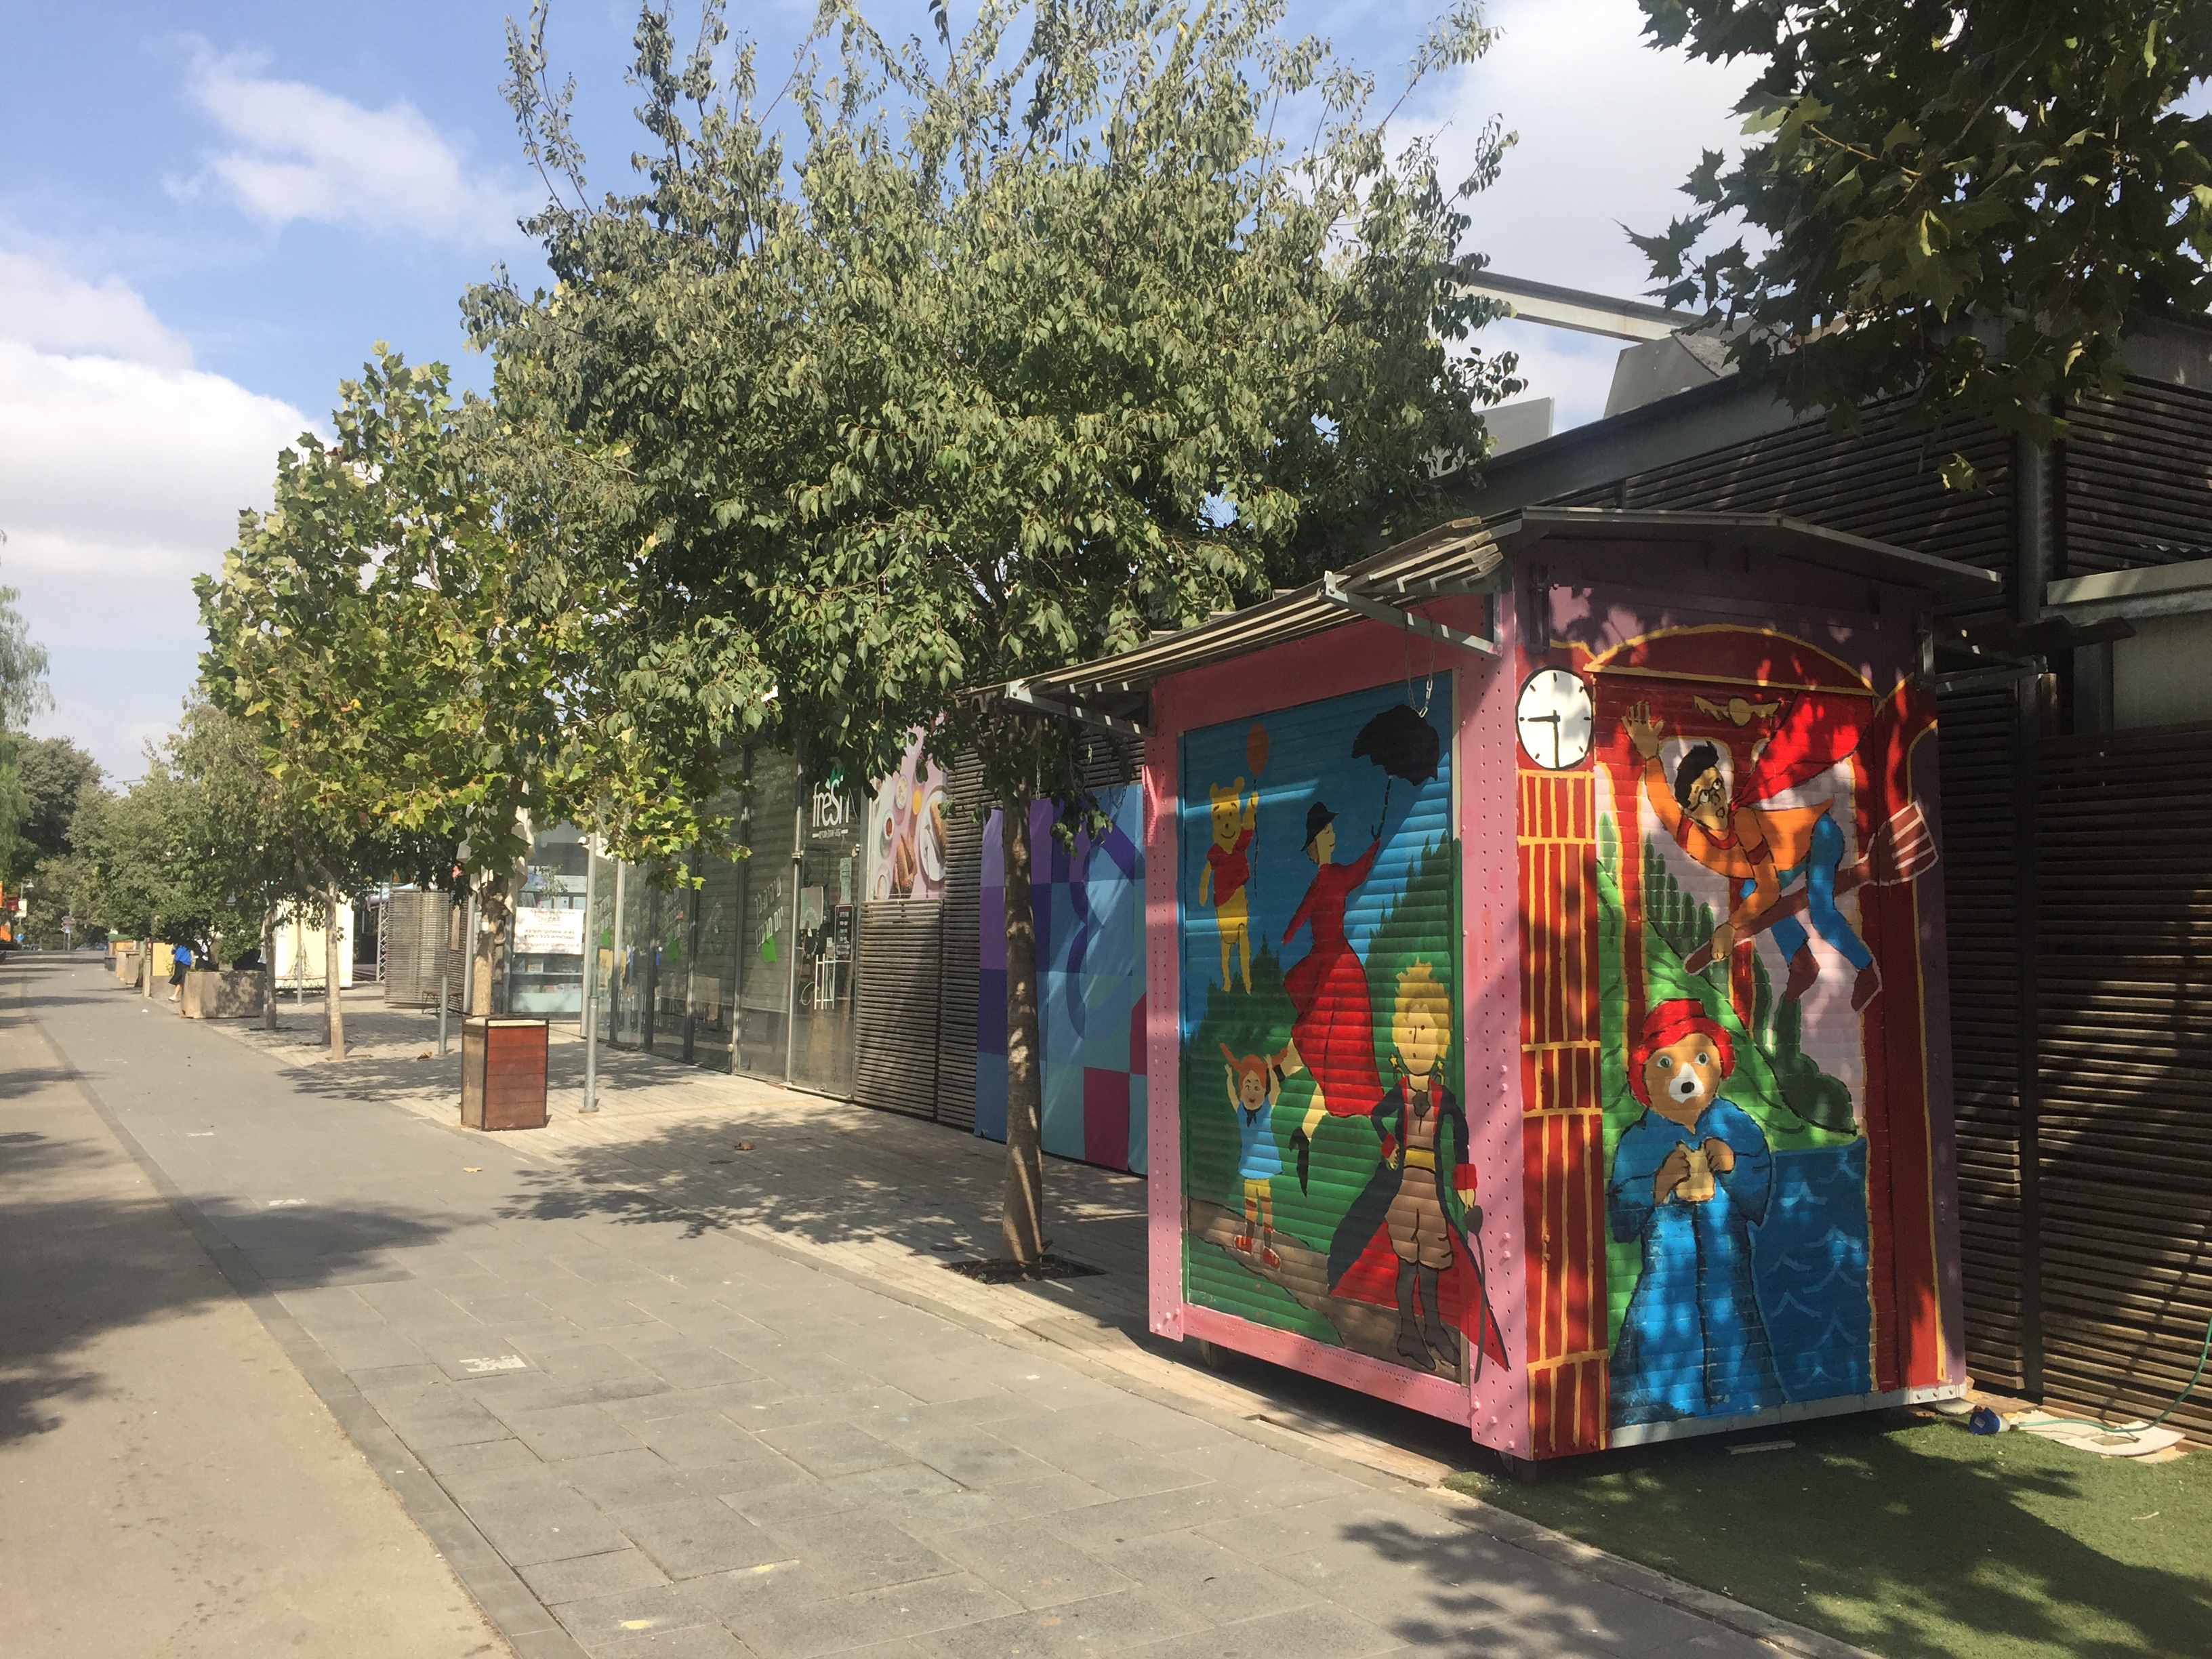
[
  {"x1": 1532, "y1": 621, "x2": 1942, "y2": 1434},
  {"x1": 1177, "y1": 678, "x2": 1506, "y2": 1384}
]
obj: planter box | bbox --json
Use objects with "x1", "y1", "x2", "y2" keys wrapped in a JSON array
[
  {"x1": 181, "y1": 967, "x2": 267, "y2": 1019},
  {"x1": 461, "y1": 1017, "x2": 548, "y2": 1131}
]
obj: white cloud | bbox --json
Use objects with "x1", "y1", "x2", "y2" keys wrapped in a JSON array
[
  {"x1": 1416, "y1": 0, "x2": 1753, "y2": 426},
  {"x1": 0, "y1": 251, "x2": 195, "y2": 369},
  {"x1": 179, "y1": 49, "x2": 533, "y2": 245},
  {"x1": 0, "y1": 265, "x2": 310, "y2": 777}
]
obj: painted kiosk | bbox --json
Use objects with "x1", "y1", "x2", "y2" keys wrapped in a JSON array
[{"x1": 1008, "y1": 508, "x2": 1995, "y2": 1461}]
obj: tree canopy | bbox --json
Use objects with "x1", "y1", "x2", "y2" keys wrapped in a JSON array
[
  {"x1": 472, "y1": 0, "x2": 1520, "y2": 806},
  {"x1": 1633, "y1": 0, "x2": 2212, "y2": 478},
  {"x1": 475, "y1": 0, "x2": 1521, "y2": 1258}
]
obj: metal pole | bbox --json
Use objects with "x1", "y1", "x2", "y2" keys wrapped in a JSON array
[
  {"x1": 464, "y1": 889, "x2": 480, "y2": 1016},
  {"x1": 581, "y1": 834, "x2": 600, "y2": 1113},
  {"x1": 611, "y1": 858, "x2": 628, "y2": 1046}
]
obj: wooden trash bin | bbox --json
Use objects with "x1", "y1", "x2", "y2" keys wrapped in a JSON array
[{"x1": 461, "y1": 1016, "x2": 549, "y2": 1130}]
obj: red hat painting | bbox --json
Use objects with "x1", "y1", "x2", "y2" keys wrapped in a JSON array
[{"x1": 1627, "y1": 999, "x2": 1735, "y2": 1107}]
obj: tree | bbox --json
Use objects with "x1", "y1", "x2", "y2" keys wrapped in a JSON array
[
  {"x1": 1633, "y1": 0, "x2": 2212, "y2": 481},
  {"x1": 16, "y1": 739, "x2": 102, "y2": 865},
  {"x1": 198, "y1": 350, "x2": 729, "y2": 1043},
  {"x1": 475, "y1": 0, "x2": 1521, "y2": 1263},
  {"x1": 0, "y1": 561, "x2": 52, "y2": 882}
]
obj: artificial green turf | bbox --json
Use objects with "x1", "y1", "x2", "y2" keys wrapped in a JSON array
[{"x1": 1445, "y1": 1413, "x2": 2210, "y2": 1659}]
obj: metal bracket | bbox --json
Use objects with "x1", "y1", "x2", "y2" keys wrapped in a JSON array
[
  {"x1": 1317, "y1": 571, "x2": 1498, "y2": 655},
  {"x1": 1003, "y1": 680, "x2": 1149, "y2": 739},
  {"x1": 1925, "y1": 659, "x2": 2046, "y2": 698}
]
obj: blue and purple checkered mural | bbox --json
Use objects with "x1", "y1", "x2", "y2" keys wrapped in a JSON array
[{"x1": 976, "y1": 785, "x2": 1147, "y2": 1173}]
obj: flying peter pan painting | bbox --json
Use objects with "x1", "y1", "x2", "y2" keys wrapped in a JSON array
[{"x1": 1178, "y1": 677, "x2": 1507, "y2": 1385}]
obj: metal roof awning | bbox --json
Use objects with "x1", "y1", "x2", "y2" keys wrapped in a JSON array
[{"x1": 998, "y1": 507, "x2": 2001, "y2": 735}]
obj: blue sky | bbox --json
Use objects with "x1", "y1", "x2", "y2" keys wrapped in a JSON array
[{"x1": 0, "y1": 0, "x2": 1759, "y2": 779}]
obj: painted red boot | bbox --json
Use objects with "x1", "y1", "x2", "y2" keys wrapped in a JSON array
[{"x1": 1851, "y1": 960, "x2": 1883, "y2": 1012}]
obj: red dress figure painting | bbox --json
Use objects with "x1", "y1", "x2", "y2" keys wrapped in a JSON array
[{"x1": 1284, "y1": 801, "x2": 1381, "y2": 1155}]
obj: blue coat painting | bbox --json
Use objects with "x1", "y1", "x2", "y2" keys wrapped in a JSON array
[{"x1": 1607, "y1": 1000, "x2": 1788, "y2": 1425}]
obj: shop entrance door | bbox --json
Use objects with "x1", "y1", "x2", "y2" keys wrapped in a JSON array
[{"x1": 787, "y1": 777, "x2": 863, "y2": 1096}]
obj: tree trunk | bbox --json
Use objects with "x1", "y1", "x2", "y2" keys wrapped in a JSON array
[
  {"x1": 1000, "y1": 786, "x2": 1046, "y2": 1265},
  {"x1": 262, "y1": 910, "x2": 278, "y2": 1029},
  {"x1": 470, "y1": 886, "x2": 507, "y2": 1017},
  {"x1": 323, "y1": 886, "x2": 345, "y2": 1057}
]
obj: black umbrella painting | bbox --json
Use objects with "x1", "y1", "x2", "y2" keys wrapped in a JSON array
[{"x1": 1351, "y1": 702, "x2": 1441, "y2": 836}]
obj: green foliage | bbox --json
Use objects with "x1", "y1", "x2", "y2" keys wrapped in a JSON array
[
  {"x1": 1632, "y1": 0, "x2": 2212, "y2": 479},
  {"x1": 0, "y1": 572, "x2": 52, "y2": 881},
  {"x1": 14, "y1": 739, "x2": 101, "y2": 867},
  {"x1": 470, "y1": 0, "x2": 1522, "y2": 817}
]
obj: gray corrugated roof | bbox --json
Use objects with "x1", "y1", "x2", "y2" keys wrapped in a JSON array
[{"x1": 1009, "y1": 507, "x2": 1996, "y2": 723}]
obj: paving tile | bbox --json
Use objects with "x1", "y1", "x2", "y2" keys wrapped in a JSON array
[
  {"x1": 518, "y1": 1548, "x2": 675, "y2": 1606},
  {"x1": 922, "y1": 1519, "x2": 1134, "y2": 1611},
  {"x1": 589, "y1": 1625, "x2": 754, "y2": 1659},
  {"x1": 501, "y1": 1404, "x2": 649, "y2": 1461},
  {"x1": 556, "y1": 1448, "x2": 735, "y2": 1511},
  {"x1": 685, "y1": 1565, "x2": 1014, "y2": 1659},
  {"x1": 911, "y1": 1587, "x2": 1208, "y2": 1659},
  {"x1": 419, "y1": 1434, "x2": 543, "y2": 1481},
  {"x1": 1089, "y1": 1533, "x2": 1317, "y2": 1625},
  {"x1": 897, "y1": 1429, "x2": 1061, "y2": 1491},
  {"x1": 449, "y1": 1469, "x2": 633, "y2": 1566},
  {"x1": 381, "y1": 1388, "x2": 517, "y2": 1450},
  {"x1": 554, "y1": 1582, "x2": 710, "y2": 1647},
  {"x1": 349, "y1": 1361, "x2": 451, "y2": 1401},
  {"x1": 985, "y1": 1429, "x2": 1208, "y2": 1500},
  {"x1": 308, "y1": 1322, "x2": 428, "y2": 1372},
  {"x1": 981, "y1": 1473, "x2": 1121, "y2": 1523},
  {"x1": 634, "y1": 1410, "x2": 778, "y2": 1470},
  {"x1": 1117, "y1": 1601, "x2": 1404, "y2": 1659},
  {"x1": 756, "y1": 1420, "x2": 909, "y2": 1480},
  {"x1": 638, "y1": 1346, "x2": 769, "y2": 1391},
  {"x1": 756, "y1": 1512, "x2": 958, "y2": 1597},
  {"x1": 615, "y1": 1496, "x2": 790, "y2": 1580}
]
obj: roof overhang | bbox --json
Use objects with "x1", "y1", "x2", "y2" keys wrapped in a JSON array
[{"x1": 992, "y1": 508, "x2": 1998, "y2": 736}]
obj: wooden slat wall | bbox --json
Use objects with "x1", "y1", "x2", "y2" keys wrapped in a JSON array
[
  {"x1": 2063, "y1": 380, "x2": 2212, "y2": 571},
  {"x1": 935, "y1": 752, "x2": 985, "y2": 1132},
  {"x1": 1937, "y1": 688, "x2": 2029, "y2": 1391},
  {"x1": 2034, "y1": 724, "x2": 2212, "y2": 1439}
]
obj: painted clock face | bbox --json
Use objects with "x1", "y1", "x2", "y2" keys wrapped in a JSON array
[{"x1": 1516, "y1": 668, "x2": 1595, "y2": 770}]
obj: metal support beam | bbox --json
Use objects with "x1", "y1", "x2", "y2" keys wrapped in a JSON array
[
  {"x1": 1003, "y1": 680, "x2": 1149, "y2": 739},
  {"x1": 1457, "y1": 273, "x2": 1691, "y2": 342},
  {"x1": 1317, "y1": 572, "x2": 1497, "y2": 655}
]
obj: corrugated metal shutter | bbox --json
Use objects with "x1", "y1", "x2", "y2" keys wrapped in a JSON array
[
  {"x1": 853, "y1": 899, "x2": 944, "y2": 1120},
  {"x1": 2034, "y1": 722, "x2": 2212, "y2": 1439}
]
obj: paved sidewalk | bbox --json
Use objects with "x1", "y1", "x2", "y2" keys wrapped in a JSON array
[
  {"x1": 22, "y1": 959, "x2": 1839, "y2": 1658},
  {"x1": 0, "y1": 962, "x2": 510, "y2": 1657}
]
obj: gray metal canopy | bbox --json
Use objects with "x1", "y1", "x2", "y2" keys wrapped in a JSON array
[{"x1": 1000, "y1": 507, "x2": 1999, "y2": 737}]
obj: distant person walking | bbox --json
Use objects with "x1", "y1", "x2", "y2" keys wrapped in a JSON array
[{"x1": 168, "y1": 942, "x2": 192, "y2": 1001}]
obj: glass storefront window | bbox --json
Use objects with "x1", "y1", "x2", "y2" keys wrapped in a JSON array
[{"x1": 790, "y1": 775, "x2": 863, "y2": 1096}]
